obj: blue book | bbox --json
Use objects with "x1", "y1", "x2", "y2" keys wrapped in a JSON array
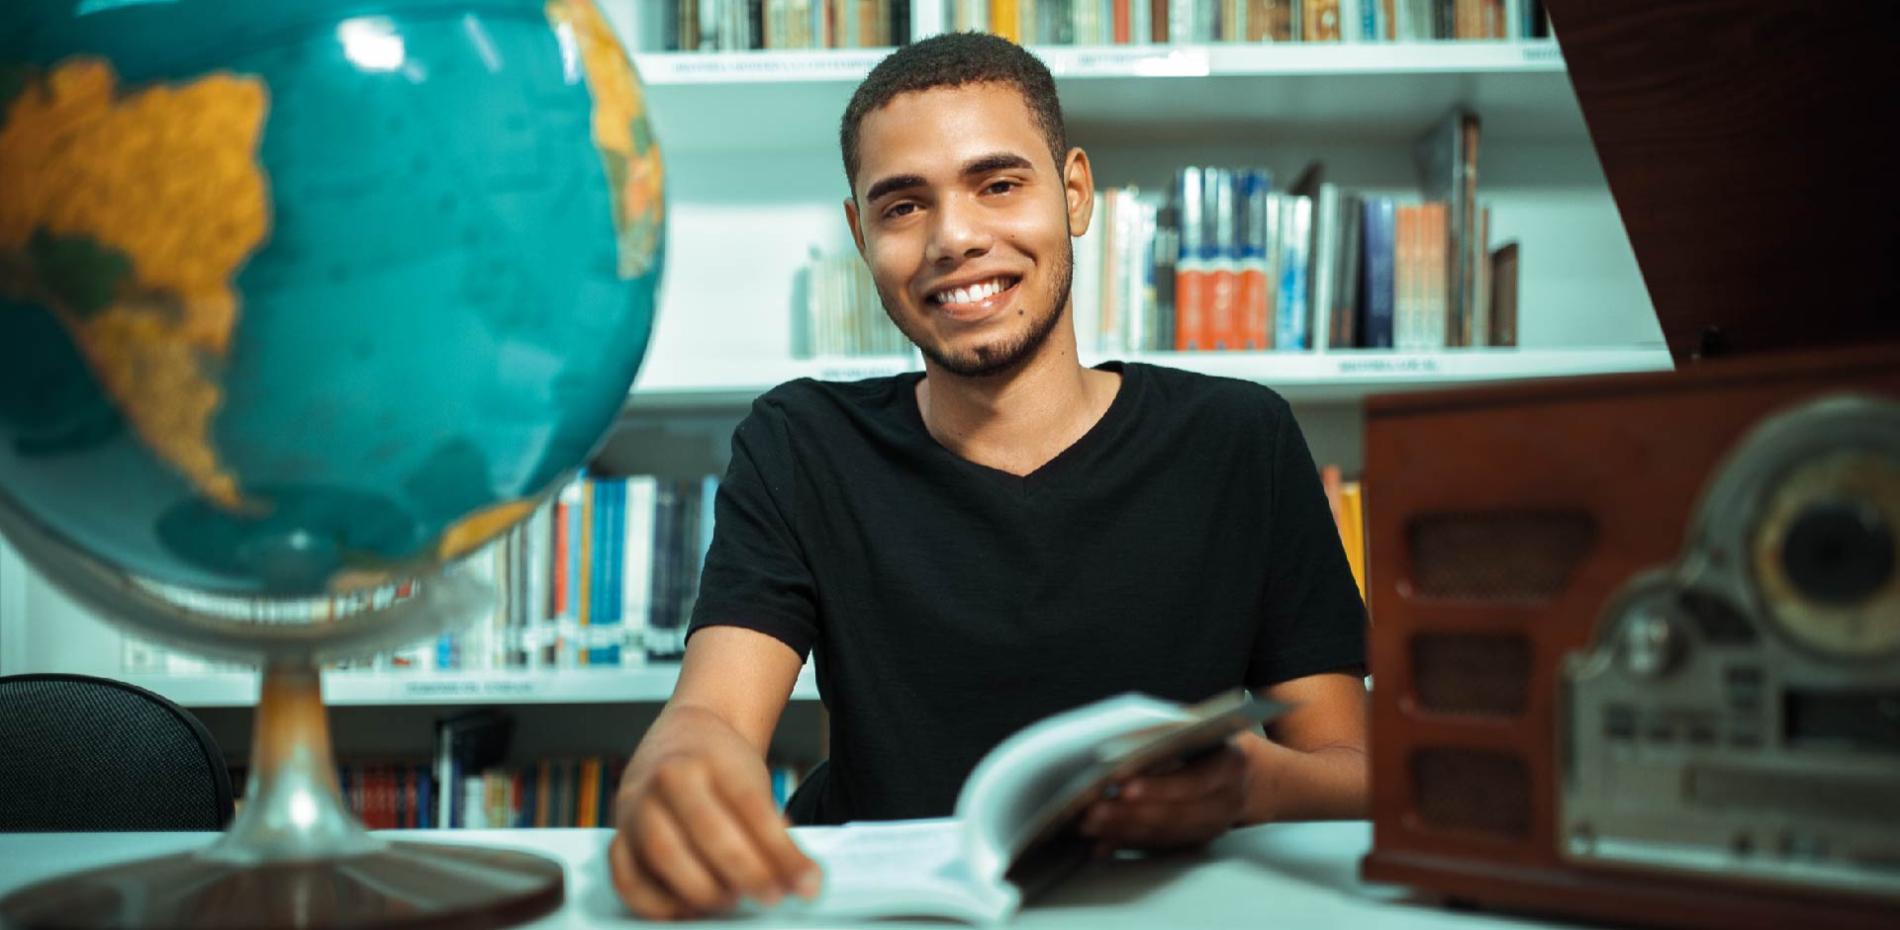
[
  {"x1": 588, "y1": 478, "x2": 621, "y2": 665},
  {"x1": 697, "y1": 475, "x2": 719, "y2": 568},
  {"x1": 1360, "y1": 198, "x2": 1397, "y2": 349},
  {"x1": 1275, "y1": 195, "x2": 1313, "y2": 350},
  {"x1": 417, "y1": 763, "x2": 433, "y2": 829}
]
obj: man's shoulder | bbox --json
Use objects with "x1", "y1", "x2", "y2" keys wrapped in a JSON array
[
  {"x1": 740, "y1": 374, "x2": 916, "y2": 444},
  {"x1": 1126, "y1": 362, "x2": 1293, "y2": 426},
  {"x1": 753, "y1": 373, "x2": 912, "y2": 416}
]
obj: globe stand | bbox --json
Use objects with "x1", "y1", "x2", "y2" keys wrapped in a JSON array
[{"x1": 0, "y1": 499, "x2": 567, "y2": 929}]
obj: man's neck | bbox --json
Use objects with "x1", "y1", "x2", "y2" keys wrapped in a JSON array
[{"x1": 914, "y1": 325, "x2": 1121, "y2": 477}]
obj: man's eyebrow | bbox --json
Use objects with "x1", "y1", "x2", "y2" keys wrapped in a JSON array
[
  {"x1": 863, "y1": 173, "x2": 926, "y2": 206},
  {"x1": 861, "y1": 152, "x2": 1038, "y2": 206},
  {"x1": 960, "y1": 152, "x2": 1035, "y2": 177}
]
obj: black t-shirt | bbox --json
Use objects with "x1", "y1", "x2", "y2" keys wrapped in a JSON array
[{"x1": 686, "y1": 361, "x2": 1366, "y2": 824}]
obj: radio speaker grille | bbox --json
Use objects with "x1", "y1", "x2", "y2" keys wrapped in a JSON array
[
  {"x1": 1413, "y1": 748, "x2": 1531, "y2": 839},
  {"x1": 1408, "y1": 512, "x2": 1597, "y2": 600}
]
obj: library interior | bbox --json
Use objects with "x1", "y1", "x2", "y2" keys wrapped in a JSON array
[{"x1": 1, "y1": 1, "x2": 1895, "y2": 928}]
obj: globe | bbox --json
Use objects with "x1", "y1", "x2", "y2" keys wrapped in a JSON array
[
  {"x1": 0, "y1": 0, "x2": 662, "y2": 605},
  {"x1": 0, "y1": 1, "x2": 664, "y2": 925}
]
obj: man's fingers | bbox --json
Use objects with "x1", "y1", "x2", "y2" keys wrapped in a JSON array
[
  {"x1": 661, "y1": 765, "x2": 785, "y2": 907},
  {"x1": 633, "y1": 801, "x2": 733, "y2": 914},
  {"x1": 609, "y1": 832, "x2": 684, "y2": 921},
  {"x1": 1082, "y1": 795, "x2": 1225, "y2": 850},
  {"x1": 1124, "y1": 744, "x2": 1247, "y2": 803},
  {"x1": 717, "y1": 766, "x2": 823, "y2": 899}
]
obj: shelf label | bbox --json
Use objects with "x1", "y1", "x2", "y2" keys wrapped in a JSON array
[
  {"x1": 1519, "y1": 42, "x2": 1563, "y2": 65},
  {"x1": 636, "y1": 51, "x2": 885, "y2": 83},
  {"x1": 1046, "y1": 47, "x2": 1211, "y2": 78},
  {"x1": 809, "y1": 355, "x2": 919, "y2": 381},
  {"x1": 1332, "y1": 355, "x2": 1445, "y2": 376},
  {"x1": 400, "y1": 678, "x2": 538, "y2": 698}
]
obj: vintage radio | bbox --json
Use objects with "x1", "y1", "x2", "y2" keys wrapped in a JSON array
[{"x1": 1359, "y1": 2, "x2": 1900, "y2": 928}]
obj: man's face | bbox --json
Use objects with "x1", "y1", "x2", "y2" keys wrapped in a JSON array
[{"x1": 845, "y1": 83, "x2": 1091, "y2": 378}]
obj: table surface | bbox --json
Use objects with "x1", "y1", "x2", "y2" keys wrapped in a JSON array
[{"x1": 0, "y1": 822, "x2": 1573, "y2": 928}]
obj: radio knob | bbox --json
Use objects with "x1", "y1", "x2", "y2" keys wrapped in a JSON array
[
  {"x1": 1621, "y1": 606, "x2": 1682, "y2": 678},
  {"x1": 1782, "y1": 498, "x2": 1894, "y2": 606}
]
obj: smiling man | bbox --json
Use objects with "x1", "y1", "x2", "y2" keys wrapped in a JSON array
[{"x1": 608, "y1": 33, "x2": 1369, "y2": 921}]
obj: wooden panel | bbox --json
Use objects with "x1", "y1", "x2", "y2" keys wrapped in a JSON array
[{"x1": 1543, "y1": 0, "x2": 1900, "y2": 361}]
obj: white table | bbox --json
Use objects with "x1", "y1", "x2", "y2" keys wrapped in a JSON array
[{"x1": 0, "y1": 823, "x2": 1570, "y2": 928}]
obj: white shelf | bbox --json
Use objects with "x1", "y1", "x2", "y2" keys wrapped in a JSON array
[
  {"x1": 120, "y1": 664, "x2": 821, "y2": 709},
  {"x1": 629, "y1": 346, "x2": 1673, "y2": 408},
  {"x1": 635, "y1": 41, "x2": 1578, "y2": 151}
]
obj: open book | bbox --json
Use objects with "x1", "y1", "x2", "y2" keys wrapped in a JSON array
[{"x1": 768, "y1": 690, "x2": 1283, "y2": 924}]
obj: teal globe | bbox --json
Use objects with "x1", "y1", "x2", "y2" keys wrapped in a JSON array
[{"x1": 0, "y1": 0, "x2": 663, "y2": 601}]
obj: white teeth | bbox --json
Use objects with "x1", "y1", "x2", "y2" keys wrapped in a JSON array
[{"x1": 936, "y1": 277, "x2": 1012, "y2": 305}]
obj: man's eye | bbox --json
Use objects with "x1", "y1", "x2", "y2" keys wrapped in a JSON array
[
  {"x1": 884, "y1": 203, "x2": 917, "y2": 219},
  {"x1": 984, "y1": 180, "x2": 1018, "y2": 195}
]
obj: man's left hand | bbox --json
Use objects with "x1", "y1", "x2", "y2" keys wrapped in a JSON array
[{"x1": 1077, "y1": 738, "x2": 1249, "y2": 853}]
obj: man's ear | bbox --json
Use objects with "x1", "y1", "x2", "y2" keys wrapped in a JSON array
[
  {"x1": 844, "y1": 196, "x2": 866, "y2": 256},
  {"x1": 1063, "y1": 147, "x2": 1095, "y2": 239}
]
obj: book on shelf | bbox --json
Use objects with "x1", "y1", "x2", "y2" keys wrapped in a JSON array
[
  {"x1": 1320, "y1": 463, "x2": 1368, "y2": 598},
  {"x1": 656, "y1": 1, "x2": 910, "y2": 51},
  {"x1": 1062, "y1": 140, "x2": 1515, "y2": 358},
  {"x1": 937, "y1": 0, "x2": 1549, "y2": 45},
  {"x1": 120, "y1": 471, "x2": 722, "y2": 678},
  {"x1": 768, "y1": 689, "x2": 1281, "y2": 924}
]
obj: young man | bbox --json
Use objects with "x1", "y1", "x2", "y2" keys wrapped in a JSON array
[{"x1": 609, "y1": 33, "x2": 1368, "y2": 920}]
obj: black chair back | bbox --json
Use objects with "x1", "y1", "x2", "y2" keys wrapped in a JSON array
[{"x1": 0, "y1": 673, "x2": 234, "y2": 831}]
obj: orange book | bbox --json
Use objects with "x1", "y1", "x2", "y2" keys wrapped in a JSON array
[
  {"x1": 990, "y1": 0, "x2": 1020, "y2": 42},
  {"x1": 1113, "y1": 0, "x2": 1131, "y2": 43},
  {"x1": 1239, "y1": 264, "x2": 1270, "y2": 349},
  {"x1": 1320, "y1": 464, "x2": 1346, "y2": 529},
  {"x1": 577, "y1": 757, "x2": 602, "y2": 828},
  {"x1": 1340, "y1": 481, "x2": 1367, "y2": 599},
  {"x1": 1174, "y1": 267, "x2": 1206, "y2": 350},
  {"x1": 1208, "y1": 264, "x2": 1239, "y2": 350},
  {"x1": 1393, "y1": 204, "x2": 1414, "y2": 349},
  {"x1": 534, "y1": 760, "x2": 552, "y2": 827},
  {"x1": 1303, "y1": 0, "x2": 1342, "y2": 41},
  {"x1": 1456, "y1": 0, "x2": 1484, "y2": 39}
]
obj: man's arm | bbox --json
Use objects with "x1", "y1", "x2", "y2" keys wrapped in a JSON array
[
  {"x1": 609, "y1": 626, "x2": 820, "y2": 920},
  {"x1": 1078, "y1": 668, "x2": 1367, "y2": 849},
  {"x1": 1237, "y1": 668, "x2": 1369, "y2": 823}
]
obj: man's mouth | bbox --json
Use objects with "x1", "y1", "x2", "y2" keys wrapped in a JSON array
[{"x1": 928, "y1": 275, "x2": 1022, "y2": 318}]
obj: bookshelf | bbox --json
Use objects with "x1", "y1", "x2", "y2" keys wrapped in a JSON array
[
  {"x1": 114, "y1": 666, "x2": 820, "y2": 709},
  {"x1": 630, "y1": 346, "x2": 1671, "y2": 408},
  {"x1": 0, "y1": 5, "x2": 1665, "y2": 828},
  {"x1": 624, "y1": 14, "x2": 1666, "y2": 402}
]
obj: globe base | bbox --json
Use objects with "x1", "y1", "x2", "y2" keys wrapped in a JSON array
[{"x1": 0, "y1": 841, "x2": 564, "y2": 930}]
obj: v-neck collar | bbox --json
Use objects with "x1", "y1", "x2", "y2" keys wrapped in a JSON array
[{"x1": 901, "y1": 361, "x2": 1139, "y2": 492}]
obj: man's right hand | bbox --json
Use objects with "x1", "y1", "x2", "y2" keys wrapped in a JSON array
[{"x1": 608, "y1": 705, "x2": 822, "y2": 921}]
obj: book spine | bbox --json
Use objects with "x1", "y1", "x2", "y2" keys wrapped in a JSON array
[
  {"x1": 1208, "y1": 168, "x2": 1238, "y2": 350},
  {"x1": 1309, "y1": 181, "x2": 1339, "y2": 353},
  {"x1": 1150, "y1": 202, "x2": 1178, "y2": 351},
  {"x1": 576, "y1": 478, "x2": 594, "y2": 665},
  {"x1": 1360, "y1": 197, "x2": 1396, "y2": 349},
  {"x1": 622, "y1": 476, "x2": 657, "y2": 664},
  {"x1": 1173, "y1": 167, "x2": 1205, "y2": 350},
  {"x1": 1334, "y1": 191, "x2": 1363, "y2": 348},
  {"x1": 1489, "y1": 240, "x2": 1518, "y2": 346},
  {"x1": 1275, "y1": 194, "x2": 1311, "y2": 350},
  {"x1": 1303, "y1": 0, "x2": 1340, "y2": 40}
]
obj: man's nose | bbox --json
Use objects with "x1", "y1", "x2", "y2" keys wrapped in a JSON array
[{"x1": 927, "y1": 193, "x2": 991, "y2": 263}]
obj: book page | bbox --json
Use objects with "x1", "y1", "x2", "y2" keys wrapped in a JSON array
[
  {"x1": 953, "y1": 694, "x2": 1192, "y2": 884},
  {"x1": 754, "y1": 819, "x2": 1017, "y2": 924}
]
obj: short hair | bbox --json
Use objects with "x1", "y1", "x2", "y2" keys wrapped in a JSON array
[{"x1": 839, "y1": 32, "x2": 1069, "y2": 197}]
